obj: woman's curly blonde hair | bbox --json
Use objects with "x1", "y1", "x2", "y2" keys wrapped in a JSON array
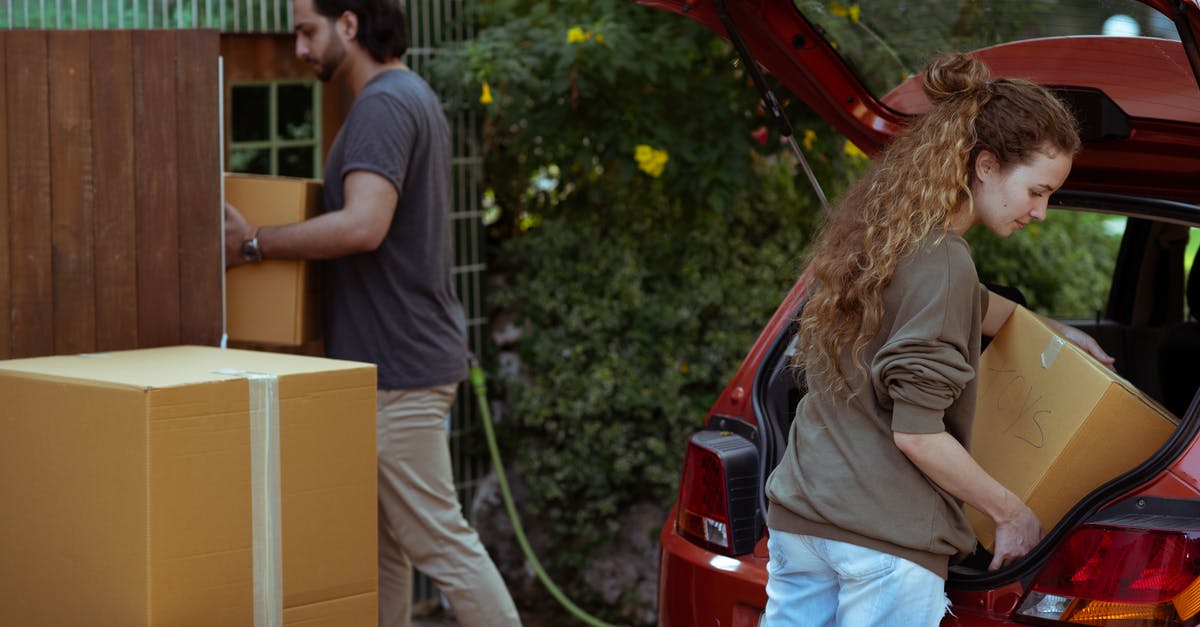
[{"x1": 796, "y1": 52, "x2": 1080, "y2": 395}]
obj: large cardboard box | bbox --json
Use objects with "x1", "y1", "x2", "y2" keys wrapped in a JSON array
[
  {"x1": 0, "y1": 346, "x2": 378, "y2": 626},
  {"x1": 967, "y1": 307, "x2": 1178, "y2": 549},
  {"x1": 225, "y1": 173, "x2": 323, "y2": 346}
]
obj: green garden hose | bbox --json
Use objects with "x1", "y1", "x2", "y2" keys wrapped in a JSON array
[{"x1": 468, "y1": 357, "x2": 621, "y2": 627}]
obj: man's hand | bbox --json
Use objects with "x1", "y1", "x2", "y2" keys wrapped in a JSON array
[
  {"x1": 989, "y1": 497, "x2": 1043, "y2": 571},
  {"x1": 224, "y1": 202, "x2": 255, "y2": 269}
]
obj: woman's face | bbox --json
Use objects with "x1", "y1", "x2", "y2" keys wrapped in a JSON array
[{"x1": 970, "y1": 149, "x2": 1074, "y2": 237}]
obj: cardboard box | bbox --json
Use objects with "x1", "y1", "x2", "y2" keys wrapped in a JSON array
[
  {"x1": 966, "y1": 307, "x2": 1178, "y2": 549},
  {"x1": 0, "y1": 346, "x2": 378, "y2": 626},
  {"x1": 225, "y1": 173, "x2": 323, "y2": 346}
]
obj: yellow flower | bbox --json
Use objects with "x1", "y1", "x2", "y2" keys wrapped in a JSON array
[
  {"x1": 634, "y1": 144, "x2": 669, "y2": 178},
  {"x1": 679, "y1": 362, "x2": 689, "y2": 374},
  {"x1": 843, "y1": 140, "x2": 868, "y2": 160},
  {"x1": 595, "y1": 33, "x2": 604, "y2": 44},
  {"x1": 1027, "y1": 224, "x2": 1040, "y2": 237},
  {"x1": 518, "y1": 212, "x2": 542, "y2": 231},
  {"x1": 479, "y1": 82, "x2": 493, "y2": 105},
  {"x1": 802, "y1": 129, "x2": 817, "y2": 150},
  {"x1": 567, "y1": 27, "x2": 586, "y2": 44},
  {"x1": 829, "y1": 1, "x2": 861, "y2": 22}
]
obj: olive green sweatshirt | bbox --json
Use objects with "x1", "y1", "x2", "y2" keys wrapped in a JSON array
[{"x1": 765, "y1": 231, "x2": 989, "y2": 578}]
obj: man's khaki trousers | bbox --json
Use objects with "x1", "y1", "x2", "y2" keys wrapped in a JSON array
[{"x1": 377, "y1": 385, "x2": 522, "y2": 627}]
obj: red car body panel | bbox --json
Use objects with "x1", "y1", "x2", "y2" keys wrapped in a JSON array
[{"x1": 658, "y1": 510, "x2": 768, "y2": 627}]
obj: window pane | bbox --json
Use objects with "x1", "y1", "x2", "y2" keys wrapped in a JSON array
[
  {"x1": 229, "y1": 147, "x2": 271, "y2": 175},
  {"x1": 277, "y1": 84, "x2": 316, "y2": 140},
  {"x1": 231, "y1": 85, "x2": 270, "y2": 142},
  {"x1": 278, "y1": 146, "x2": 316, "y2": 178}
]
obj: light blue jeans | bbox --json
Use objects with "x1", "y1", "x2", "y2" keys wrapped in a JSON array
[{"x1": 761, "y1": 530, "x2": 949, "y2": 627}]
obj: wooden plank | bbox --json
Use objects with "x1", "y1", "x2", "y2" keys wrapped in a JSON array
[
  {"x1": 6, "y1": 31, "x2": 54, "y2": 358},
  {"x1": 49, "y1": 31, "x2": 97, "y2": 355},
  {"x1": 0, "y1": 32, "x2": 10, "y2": 360},
  {"x1": 176, "y1": 29, "x2": 222, "y2": 347},
  {"x1": 133, "y1": 30, "x2": 181, "y2": 348},
  {"x1": 91, "y1": 30, "x2": 139, "y2": 352}
]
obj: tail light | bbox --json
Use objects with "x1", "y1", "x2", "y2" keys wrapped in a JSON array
[
  {"x1": 676, "y1": 429, "x2": 760, "y2": 555},
  {"x1": 1016, "y1": 523, "x2": 1200, "y2": 625}
]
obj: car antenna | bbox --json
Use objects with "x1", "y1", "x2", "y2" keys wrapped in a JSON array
[{"x1": 712, "y1": 0, "x2": 832, "y2": 215}]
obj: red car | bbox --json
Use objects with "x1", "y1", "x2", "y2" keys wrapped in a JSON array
[{"x1": 638, "y1": 0, "x2": 1200, "y2": 625}]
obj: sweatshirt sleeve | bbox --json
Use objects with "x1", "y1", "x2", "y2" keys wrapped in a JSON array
[
  {"x1": 870, "y1": 240, "x2": 978, "y2": 434},
  {"x1": 872, "y1": 338, "x2": 974, "y2": 433}
]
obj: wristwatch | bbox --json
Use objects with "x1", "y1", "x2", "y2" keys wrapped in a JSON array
[{"x1": 240, "y1": 227, "x2": 262, "y2": 263}]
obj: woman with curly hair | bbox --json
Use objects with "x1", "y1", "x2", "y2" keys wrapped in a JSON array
[{"x1": 761, "y1": 52, "x2": 1114, "y2": 626}]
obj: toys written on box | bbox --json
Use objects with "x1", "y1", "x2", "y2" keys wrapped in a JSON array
[{"x1": 965, "y1": 307, "x2": 1179, "y2": 549}]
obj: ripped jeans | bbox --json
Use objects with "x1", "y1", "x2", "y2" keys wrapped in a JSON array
[{"x1": 761, "y1": 530, "x2": 950, "y2": 627}]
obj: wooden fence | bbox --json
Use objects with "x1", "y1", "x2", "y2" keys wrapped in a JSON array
[{"x1": 1, "y1": 29, "x2": 223, "y2": 360}]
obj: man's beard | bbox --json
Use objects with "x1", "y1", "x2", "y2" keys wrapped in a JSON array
[{"x1": 311, "y1": 35, "x2": 347, "y2": 82}]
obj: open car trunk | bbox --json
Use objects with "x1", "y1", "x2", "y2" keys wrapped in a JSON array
[{"x1": 753, "y1": 193, "x2": 1200, "y2": 583}]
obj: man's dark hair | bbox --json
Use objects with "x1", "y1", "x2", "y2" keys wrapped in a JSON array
[{"x1": 313, "y1": 0, "x2": 409, "y2": 63}]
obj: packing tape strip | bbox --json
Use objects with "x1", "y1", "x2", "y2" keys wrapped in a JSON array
[
  {"x1": 1041, "y1": 335, "x2": 1066, "y2": 369},
  {"x1": 218, "y1": 369, "x2": 283, "y2": 627}
]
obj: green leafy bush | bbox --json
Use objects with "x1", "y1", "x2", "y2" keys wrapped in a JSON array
[
  {"x1": 430, "y1": 0, "x2": 850, "y2": 616},
  {"x1": 487, "y1": 155, "x2": 822, "y2": 613}
]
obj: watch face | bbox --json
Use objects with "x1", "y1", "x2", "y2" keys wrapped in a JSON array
[{"x1": 241, "y1": 238, "x2": 260, "y2": 262}]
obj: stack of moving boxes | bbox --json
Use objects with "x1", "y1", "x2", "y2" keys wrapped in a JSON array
[
  {"x1": 0, "y1": 176, "x2": 377, "y2": 625},
  {"x1": 967, "y1": 306, "x2": 1180, "y2": 549}
]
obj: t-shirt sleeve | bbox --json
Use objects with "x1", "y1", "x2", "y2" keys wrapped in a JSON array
[
  {"x1": 336, "y1": 93, "x2": 415, "y2": 195},
  {"x1": 870, "y1": 242, "x2": 978, "y2": 434}
]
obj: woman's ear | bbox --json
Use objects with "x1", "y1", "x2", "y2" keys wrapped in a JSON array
[{"x1": 975, "y1": 150, "x2": 1000, "y2": 182}]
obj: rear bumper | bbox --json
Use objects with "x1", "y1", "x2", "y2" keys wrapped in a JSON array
[
  {"x1": 657, "y1": 507, "x2": 768, "y2": 627},
  {"x1": 657, "y1": 506, "x2": 1028, "y2": 627}
]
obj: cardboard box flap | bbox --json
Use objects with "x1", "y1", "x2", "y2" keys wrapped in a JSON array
[{"x1": 0, "y1": 346, "x2": 373, "y2": 389}]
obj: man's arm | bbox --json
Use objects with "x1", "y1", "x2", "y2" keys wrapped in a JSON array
[{"x1": 225, "y1": 170, "x2": 398, "y2": 267}]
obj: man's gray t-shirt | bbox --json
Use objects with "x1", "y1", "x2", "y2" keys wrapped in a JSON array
[{"x1": 321, "y1": 68, "x2": 467, "y2": 390}]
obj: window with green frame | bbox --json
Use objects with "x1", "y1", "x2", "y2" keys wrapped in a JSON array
[{"x1": 229, "y1": 80, "x2": 322, "y2": 178}]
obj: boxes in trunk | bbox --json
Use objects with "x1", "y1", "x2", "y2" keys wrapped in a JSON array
[
  {"x1": 966, "y1": 307, "x2": 1178, "y2": 549},
  {"x1": 0, "y1": 346, "x2": 377, "y2": 626},
  {"x1": 225, "y1": 173, "x2": 323, "y2": 346}
]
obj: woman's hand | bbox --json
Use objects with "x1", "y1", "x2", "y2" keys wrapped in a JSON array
[
  {"x1": 893, "y1": 431, "x2": 1046, "y2": 569},
  {"x1": 989, "y1": 495, "x2": 1043, "y2": 571},
  {"x1": 1046, "y1": 319, "x2": 1116, "y2": 368}
]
